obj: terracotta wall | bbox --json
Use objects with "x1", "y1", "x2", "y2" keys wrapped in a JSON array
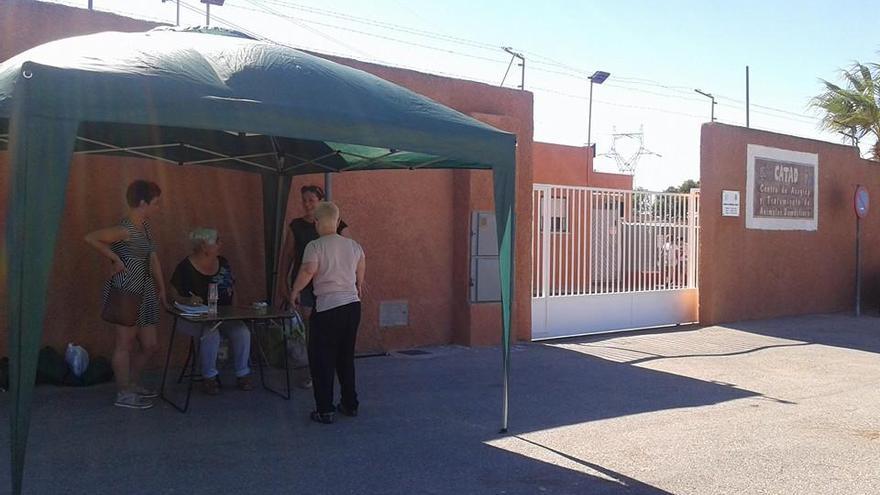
[
  {"x1": 0, "y1": 0, "x2": 161, "y2": 62},
  {"x1": 533, "y1": 142, "x2": 589, "y2": 186},
  {"x1": 0, "y1": 1, "x2": 534, "y2": 358},
  {"x1": 591, "y1": 171, "x2": 633, "y2": 190},
  {"x1": 533, "y1": 141, "x2": 632, "y2": 190},
  {"x1": 699, "y1": 123, "x2": 880, "y2": 324}
]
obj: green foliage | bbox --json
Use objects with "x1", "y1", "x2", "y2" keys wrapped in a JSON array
[
  {"x1": 811, "y1": 62, "x2": 880, "y2": 160},
  {"x1": 664, "y1": 179, "x2": 700, "y2": 194}
]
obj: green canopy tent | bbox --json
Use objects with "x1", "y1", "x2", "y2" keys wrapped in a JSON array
[{"x1": 0, "y1": 27, "x2": 516, "y2": 494}]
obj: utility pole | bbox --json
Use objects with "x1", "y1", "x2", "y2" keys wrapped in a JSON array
[
  {"x1": 745, "y1": 66, "x2": 750, "y2": 128},
  {"x1": 200, "y1": 0, "x2": 225, "y2": 27},
  {"x1": 695, "y1": 89, "x2": 716, "y2": 122},
  {"x1": 502, "y1": 47, "x2": 525, "y2": 90},
  {"x1": 88, "y1": 0, "x2": 93, "y2": 9},
  {"x1": 161, "y1": 0, "x2": 181, "y2": 26}
]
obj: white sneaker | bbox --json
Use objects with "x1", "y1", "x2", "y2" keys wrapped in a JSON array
[
  {"x1": 131, "y1": 385, "x2": 159, "y2": 399},
  {"x1": 114, "y1": 391, "x2": 154, "y2": 410}
]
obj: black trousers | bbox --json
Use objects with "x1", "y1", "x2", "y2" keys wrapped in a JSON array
[{"x1": 308, "y1": 302, "x2": 361, "y2": 414}]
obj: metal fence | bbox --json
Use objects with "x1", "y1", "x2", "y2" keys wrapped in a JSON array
[{"x1": 532, "y1": 185, "x2": 700, "y2": 298}]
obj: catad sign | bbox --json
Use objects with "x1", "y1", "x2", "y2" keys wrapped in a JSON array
[{"x1": 746, "y1": 144, "x2": 819, "y2": 231}]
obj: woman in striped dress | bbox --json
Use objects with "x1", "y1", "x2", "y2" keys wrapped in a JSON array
[{"x1": 85, "y1": 180, "x2": 169, "y2": 409}]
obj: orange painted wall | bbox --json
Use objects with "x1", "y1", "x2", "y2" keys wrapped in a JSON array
[
  {"x1": 533, "y1": 141, "x2": 632, "y2": 190},
  {"x1": 0, "y1": 0, "x2": 162, "y2": 62},
  {"x1": 0, "y1": 1, "x2": 534, "y2": 359},
  {"x1": 533, "y1": 142, "x2": 589, "y2": 186},
  {"x1": 591, "y1": 171, "x2": 633, "y2": 190},
  {"x1": 699, "y1": 123, "x2": 880, "y2": 325}
]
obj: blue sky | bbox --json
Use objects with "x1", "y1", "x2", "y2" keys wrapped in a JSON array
[{"x1": 38, "y1": 0, "x2": 880, "y2": 189}]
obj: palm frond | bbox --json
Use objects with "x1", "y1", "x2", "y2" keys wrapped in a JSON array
[{"x1": 813, "y1": 60, "x2": 880, "y2": 158}]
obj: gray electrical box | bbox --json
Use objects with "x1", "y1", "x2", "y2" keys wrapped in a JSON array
[
  {"x1": 379, "y1": 300, "x2": 409, "y2": 327},
  {"x1": 470, "y1": 211, "x2": 501, "y2": 303}
]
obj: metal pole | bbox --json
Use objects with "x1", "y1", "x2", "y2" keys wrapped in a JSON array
[
  {"x1": 856, "y1": 215, "x2": 862, "y2": 316},
  {"x1": 695, "y1": 89, "x2": 716, "y2": 122},
  {"x1": 520, "y1": 57, "x2": 525, "y2": 91},
  {"x1": 176, "y1": 0, "x2": 180, "y2": 26},
  {"x1": 587, "y1": 78, "x2": 594, "y2": 146},
  {"x1": 272, "y1": 173, "x2": 286, "y2": 304},
  {"x1": 88, "y1": 0, "x2": 93, "y2": 9},
  {"x1": 745, "y1": 66, "x2": 750, "y2": 128},
  {"x1": 206, "y1": 3, "x2": 210, "y2": 26},
  {"x1": 501, "y1": 334, "x2": 510, "y2": 433},
  {"x1": 324, "y1": 173, "x2": 332, "y2": 200}
]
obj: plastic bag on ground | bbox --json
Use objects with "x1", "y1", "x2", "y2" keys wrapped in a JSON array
[{"x1": 65, "y1": 343, "x2": 90, "y2": 378}]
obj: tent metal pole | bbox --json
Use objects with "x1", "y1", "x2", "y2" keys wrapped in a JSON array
[
  {"x1": 272, "y1": 171, "x2": 286, "y2": 303},
  {"x1": 324, "y1": 172, "x2": 332, "y2": 200},
  {"x1": 501, "y1": 338, "x2": 509, "y2": 433}
]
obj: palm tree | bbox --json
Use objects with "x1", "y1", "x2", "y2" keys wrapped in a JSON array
[{"x1": 811, "y1": 62, "x2": 880, "y2": 160}]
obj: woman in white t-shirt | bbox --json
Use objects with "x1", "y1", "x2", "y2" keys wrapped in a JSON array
[{"x1": 290, "y1": 201, "x2": 365, "y2": 424}]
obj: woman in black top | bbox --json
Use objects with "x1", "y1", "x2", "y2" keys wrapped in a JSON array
[
  {"x1": 278, "y1": 185, "x2": 349, "y2": 389},
  {"x1": 279, "y1": 185, "x2": 350, "y2": 310},
  {"x1": 169, "y1": 228, "x2": 253, "y2": 395}
]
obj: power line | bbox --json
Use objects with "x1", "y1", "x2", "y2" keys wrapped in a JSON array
[
  {"x1": 253, "y1": 0, "x2": 503, "y2": 52},
  {"x1": 48, "y1": 0, "x2": 821, "y2": 123},
  {"x1": 166, "y1": 6, "x2": 715, "y2": 124},
  {"x1": 240, "y1": 0, "x2": 373, "y2": 58},
  {"x1": 532, "y1": 86, "x2": 709, "y2": 119},
  {"x1": 236, "y1": 1, "x2": 511, "y2": 65},
  {"x1": 178, "y1": 2, "x2": 509, "y2": 88},
  {"x1": 171, "y1": 6, "x2": 819, "y2": 129},
  {"x1": 239, "y1": 0, "x2": 820, "y2": 123},
  {"x1": 46, "y1": 1, "x2": 824, "y2": 131}
]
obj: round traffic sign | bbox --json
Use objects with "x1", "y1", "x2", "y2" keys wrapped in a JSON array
[{"x1": 855, "y1": 185, "x2": 869, "y2": 218}]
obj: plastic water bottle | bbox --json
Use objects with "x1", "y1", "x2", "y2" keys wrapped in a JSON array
[{"x1": 208, "y1": 283, "x2": 219, "y2": 316}]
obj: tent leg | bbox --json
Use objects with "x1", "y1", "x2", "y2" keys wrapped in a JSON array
[
  {"x1": 6, "y1": 113, "x2": 77, "y2": 495},
  {"x1": 261, "y1": 172, "x2": 292, "y2": 305},
  {"x1": 500, "y1": 345, "x2": 509, "y2": 434},
  {"x1": 492, "y1": 164, "x2": 516, "y2": 436},
  {"x1": 324, "y1": 172, "x2": 332, "y2": 200}
]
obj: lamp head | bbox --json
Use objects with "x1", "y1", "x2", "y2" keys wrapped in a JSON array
[{"x1": 590, "y1": 71, "x2": 610, "y2": 84}]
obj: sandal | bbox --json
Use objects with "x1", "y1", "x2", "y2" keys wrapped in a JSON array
[
  {"x1": 202, "y1": 377, "x2": 220, "y2": 396},
  {"x1": 237, "y1": 375, "x2": 254, "y2": 391}
]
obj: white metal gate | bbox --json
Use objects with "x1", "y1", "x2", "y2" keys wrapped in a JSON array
[{"x1": 531, "y1": 184, "x2": 700, "y2": 340}]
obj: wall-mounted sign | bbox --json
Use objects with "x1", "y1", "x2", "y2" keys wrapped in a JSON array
[
  {"x1": 722, "y1": 190, "x2": 740, "y2": 217},
  {"x1": 746, "y1": 144, "x2": 818, "y2": 231},
  {"x1": 855, "y1": 185, "x2": 869, "y2": 219}
]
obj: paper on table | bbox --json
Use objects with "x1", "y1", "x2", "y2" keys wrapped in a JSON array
[{"x1": 174, "y1": 301, "x2": 209, "y2": 314}]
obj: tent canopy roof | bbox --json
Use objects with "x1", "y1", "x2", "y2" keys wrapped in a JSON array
[
  {"x1": 0, "y1": 27, "x2": 516, "y2": 174},
  {"x1": 2, "y1": 27, "x2": 517, "y2": 495}
]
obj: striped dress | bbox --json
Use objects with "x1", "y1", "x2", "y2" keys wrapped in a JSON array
[{"x1": 102, "y1": 218, "x2": 160, "y2": 327}]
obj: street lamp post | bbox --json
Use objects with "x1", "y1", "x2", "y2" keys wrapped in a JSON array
[
  {"x1": 694, "y1": 89, "x2": 717, "y2": 122},
  {"x1": 587, "y1": 70, "x2": 610, "y2": 152},
  {"x1": 200, "y1": 0, "x2": 225, "y2": 26}
]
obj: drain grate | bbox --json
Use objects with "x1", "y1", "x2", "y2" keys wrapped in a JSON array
[{"x1": 397, "y1": 349, "x2": 430, "y2": 356}]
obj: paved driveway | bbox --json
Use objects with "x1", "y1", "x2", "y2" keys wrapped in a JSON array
[{"x1": 2, "y1": 313, "x2": 879, "y2": 494}]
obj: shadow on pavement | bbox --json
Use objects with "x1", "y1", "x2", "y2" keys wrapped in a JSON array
[
  {"x1": 0, "y1": 335, "x2": 759, "y2": 494},
  {"x1": 718, "y1": 313, "x2": 880, "y2": 355}
]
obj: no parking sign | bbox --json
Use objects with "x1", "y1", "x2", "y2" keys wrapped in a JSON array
[{"x1": 855, "y1": 185, "x2": 869, "y2": 218}]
